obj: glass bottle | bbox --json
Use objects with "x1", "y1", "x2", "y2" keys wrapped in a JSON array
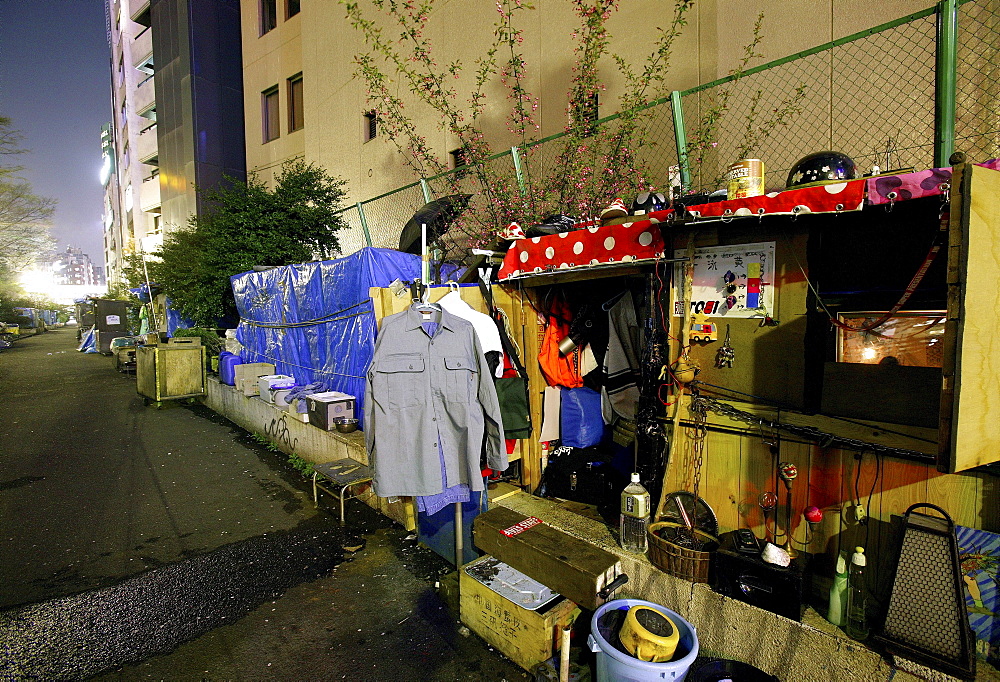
[
  {"x1": 845, "y1": 546, "x2": 870, "y2": 640},
  {"x1": 620, "y1": 473, "x2": 650, "y2": 553}
]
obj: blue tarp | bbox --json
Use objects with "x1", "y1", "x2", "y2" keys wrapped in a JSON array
[{"x1": 230, "y1": 247, "x2": 452, "y2": 428}]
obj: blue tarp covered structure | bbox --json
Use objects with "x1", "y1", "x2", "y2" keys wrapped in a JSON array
[{"x1": 231, "y1": 247, "x2": 447, "y2": 427}]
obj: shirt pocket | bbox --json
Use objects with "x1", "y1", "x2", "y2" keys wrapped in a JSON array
[
  {"x1": 375, "y1": 355, "x2": 425, "y2": 409},
  {"x1": 443, "y1": 356, "x2": 476, "y2": 404}
]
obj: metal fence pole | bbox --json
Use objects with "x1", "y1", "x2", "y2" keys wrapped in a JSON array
[
  {"x1": 670, "y1": 91, "x2": 691, "y2": 191},
  {"x1": 356, "y1": 202, "x2": 373, "y2": 247},
  {"x1": 510, "y1": 146, "x2": 526, "y2": 194},
  {"x1": 934, "y1": 0, "x2": 958, "y2": 166},
  {"x1": 419, "y1": 178, "x2": 433, "y2": 203}
]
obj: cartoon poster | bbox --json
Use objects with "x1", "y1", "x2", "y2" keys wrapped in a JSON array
[
  {"x1": 673, "y1": 241, "x2": 776, "y2": 318},
  {"x1": 956, "y1": 525, "x2": 1000, "y2": 664}
]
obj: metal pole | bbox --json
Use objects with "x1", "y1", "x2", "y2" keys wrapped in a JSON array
[
  {"x1": 419, "y1": 178, "x2": 433, "y2": 204},
  {"x1": 510, "y1": 146, "x2": 526, "y2": 194},
  {"x1": 670, "y1": 91, "x2": 691, "y2": 192},
  {"x1": 934, "y1": 0, "x2": 958, "y2": 167},
  {"x1": 356, "y1": 202, "x2": 373, "y2": 247},
  {"x1": 454, "y1": 501, "x2": 464, "y2": 568},
  {"x1": 139, "y1": 250, "x2": 158, "y2": 333}
]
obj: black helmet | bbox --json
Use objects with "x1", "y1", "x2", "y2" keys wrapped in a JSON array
[
  {"x1": 786, "y1": 151, "x2": 857, "y2": 189},
  {"x1": 630, "y1": 191, "x2": 669, "y2": 215}
]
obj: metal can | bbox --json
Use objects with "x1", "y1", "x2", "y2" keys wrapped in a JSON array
[{"x1": 727, "y1": 159, "x2": 765, "y2": 199}]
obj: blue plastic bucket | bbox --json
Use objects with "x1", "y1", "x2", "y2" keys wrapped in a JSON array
[{"x1": 588, "y1": 599, "x2": 699, "y2": 681}]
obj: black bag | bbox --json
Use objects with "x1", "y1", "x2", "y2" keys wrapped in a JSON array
[{"x1": 480, "y1": 280, "x2": 533, "y2": 440}]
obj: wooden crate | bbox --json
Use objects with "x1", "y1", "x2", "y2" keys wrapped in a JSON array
[
  {"x1": 233, "y1": 362, "x2": 275, "y2": 396},
  {"x1": 136, "y1": 345, "x2": 207, "y2": 402},
  {"x1": 459, "y1": 555, "x2": 580, "y2": 672}
]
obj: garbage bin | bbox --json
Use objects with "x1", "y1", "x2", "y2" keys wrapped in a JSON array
[{"x1": 587, "y1": 599, "x2": 698, "y2": 681}]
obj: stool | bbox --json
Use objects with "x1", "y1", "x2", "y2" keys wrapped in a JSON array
[{"x1": 312, "y1": 458, "x2": 374, "y2": 524}]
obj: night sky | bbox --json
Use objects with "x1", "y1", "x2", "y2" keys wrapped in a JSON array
[{"x1": 0, "y1": 0, "x2": 111, "y2": 264}]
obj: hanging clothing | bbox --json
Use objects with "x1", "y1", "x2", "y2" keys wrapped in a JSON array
[
  {"x1": 538, "y1": 296, "x2": 584, "y2": 388},
  {"x1": 438, "y1": 290, "x2": 503, "y2": 377},
  {"x1": 364, "y1": 305, "x2": 506, "y2": 497},
  {"x1": 602, "y1": 290, "x2": 640, "y2": 421}
]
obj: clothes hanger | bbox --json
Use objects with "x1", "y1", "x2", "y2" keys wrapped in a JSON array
[
  {"x1": 413, "y1": 286, "x2": 441, "y2": 312},
  {"x1": 602, "y1": 289, "x2": 628, "y2": 311}
]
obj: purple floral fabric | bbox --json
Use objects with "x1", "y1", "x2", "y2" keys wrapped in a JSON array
[{"x1": 866, "y1": 159, "x2": 1000, "y2": 205}]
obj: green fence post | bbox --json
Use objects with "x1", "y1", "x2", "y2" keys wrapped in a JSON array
[
  {"x1": 670, "y1": 91, "x2": 691, "y2": 191},
  {"x1": 419, "y1": 178, "x2": 433, "y2": 203},
  {"x1": 934, "y1": 0, "x2": 958, "y2": 167},
  {"x1": 356, "y1": 202, "x2": 373, "y2": 247},
  {"x1": 510, "y1": 146, "x2": 526, "y2": 194}
]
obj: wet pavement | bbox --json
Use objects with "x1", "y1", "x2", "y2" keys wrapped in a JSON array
[{"x1": 0, "y1": 329, "x2": 528, "y2": 680}]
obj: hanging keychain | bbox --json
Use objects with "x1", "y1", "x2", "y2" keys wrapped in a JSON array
[{"x1": 715, "y1": 324, "x2": 735, "y2": 368}]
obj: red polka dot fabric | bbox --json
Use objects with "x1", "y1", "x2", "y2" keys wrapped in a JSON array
[{"x1": 498, "y1": 214, "x2": 669, "y2": 281}]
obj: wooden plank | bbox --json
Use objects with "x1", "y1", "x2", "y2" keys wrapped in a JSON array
[
  {"x1": 949, "y1": 164, "x2": 1000, "y2": 471},
  {"x1": 703, "y1": 429, "x2": 742, "y2": 533},
  {"x1": 473, "y1": 507, "x2": 621, "y2": 610},
  {"x1": 925, "y1": 470, "x2": 980, "y2": 529}
]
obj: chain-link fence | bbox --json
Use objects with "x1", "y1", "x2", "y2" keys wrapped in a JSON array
[{"x1": 336, "y1": 0, "x2": 998, "y2": 255}]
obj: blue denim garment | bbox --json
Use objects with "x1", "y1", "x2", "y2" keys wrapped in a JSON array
[{"x1": 365, "y1": 305, "x2": 506, "y2": 497}]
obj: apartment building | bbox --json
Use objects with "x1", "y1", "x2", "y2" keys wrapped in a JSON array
[
  {"x1": 39, "y1": 247, "x2": 101, "y2": 287},
  {"x1": 236, "y1": 0, "x2": 936, "y2": 256},
  {"x1": 103, "y1": 0, "x2": 161, "y2": 285},
  {"x1": 104, "y1": 0, "x2": 246, "y2": 285}
]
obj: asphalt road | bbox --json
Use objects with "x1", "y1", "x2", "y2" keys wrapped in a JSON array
[{"x1": 0, "y1": 328, "x2": 527, "y2": 681}]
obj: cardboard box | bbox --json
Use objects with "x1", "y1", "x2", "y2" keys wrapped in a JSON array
[
  {"x1": 459, "y1": 555, "x2": 580, "y2": 671},
  {"x1": 306, "y1": 391, "x2": 356, "y2": 430},
  {"x1": 234, "y1": 363, "x2": 276, "y2": 396},
  {"x1": 258, "y1": 374, "x2": 294, "y2": 401}
]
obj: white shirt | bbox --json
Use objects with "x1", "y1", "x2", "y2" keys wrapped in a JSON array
[{"x1": 438, "y1": 291, "x2": 504, "y2": 376}]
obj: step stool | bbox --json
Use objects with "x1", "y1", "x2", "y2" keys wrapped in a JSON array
[{"x1": 312, "y1": 458, "x2": 374, "y2": 524}]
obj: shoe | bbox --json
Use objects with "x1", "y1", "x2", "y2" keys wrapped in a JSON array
[
  {"x1": 500, "y1": 221, "x2": 526, "y2": 241},
  {"x1": 600, "y1": 198, "x2": 628, "y2": 221}
]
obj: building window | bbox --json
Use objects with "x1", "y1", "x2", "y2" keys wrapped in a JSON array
[
  {"x1": 262, "y1": 87, "x2": 280, "y2": 142},
  {"x1": 288, "y1": 74, "x2": 304, "y2": 132},
  {"x1": 260, "y1": 0, "x2": 277, "y2": 35},
  {"x1": 286, "y1": 0, "x2": 300, "y2": 18},
  {"x1": 364, "y1": 111, "x2": 378, "y2": 142}
]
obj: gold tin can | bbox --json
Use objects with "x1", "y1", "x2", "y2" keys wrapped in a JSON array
[{"x1": 727, "y1": 159, "x2": 765, "y2": 199}]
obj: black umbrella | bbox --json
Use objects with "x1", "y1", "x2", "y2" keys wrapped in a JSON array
[{"x1": 398, "y1": 194, "x2": 472, "y2": 255}]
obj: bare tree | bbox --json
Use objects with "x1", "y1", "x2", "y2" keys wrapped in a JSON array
[{"x1": 0, "y1": 116, "x2": 56, "y2": 270}]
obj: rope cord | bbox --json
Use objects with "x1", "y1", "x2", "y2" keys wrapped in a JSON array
[
  {"x1": 241, "y1": 300, "x2": 373, "y2": 329},
  {"x1": 690, "y1": 394, "x2": 932, "y2": 460},
  {"x1": 239, "y1": 350, "x2": 368, "y2": 380}
]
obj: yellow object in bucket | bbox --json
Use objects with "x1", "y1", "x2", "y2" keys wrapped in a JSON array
[{"x1": 619, "y1": 605, "x2": 680, "y2": 662}]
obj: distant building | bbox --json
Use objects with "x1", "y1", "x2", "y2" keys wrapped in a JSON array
[
  {"x1": 39, "y1": 247, "x2": 100, "y2": 286},
  {"x1": 103, "y1": 0, "x2": 245, "y2": 285}
]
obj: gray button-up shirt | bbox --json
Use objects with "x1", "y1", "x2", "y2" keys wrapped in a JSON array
[{"x1": 364, "y1": 305, "x2": 506, "y2": 497}]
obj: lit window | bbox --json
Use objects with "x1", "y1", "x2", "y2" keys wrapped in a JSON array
[
  {"x1": 288, "y1": 74, "x2": 304, "y2": 132},
  {"x1": 364, "y1": 111, "x2": 378, "y2": 142},
  {"x1": 286, "y1": 0, "x2": 300, "y2": 18},
  {"x1": 260, "y1": 0, "x2": 277, "y2": 35},
  {"x1": 262, "y1": 87, "x2": 280, "y2": 142}
]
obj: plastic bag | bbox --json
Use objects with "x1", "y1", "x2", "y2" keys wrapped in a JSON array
[{"x1": 560, "y1": 386, "x2": 603, "y2": 448}]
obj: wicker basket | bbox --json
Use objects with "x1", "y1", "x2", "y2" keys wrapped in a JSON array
[{"x1": 647, "y1": 520, "x2": 719, "y2": 584}]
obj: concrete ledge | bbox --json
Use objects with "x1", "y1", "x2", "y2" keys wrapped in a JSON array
[
  {"x1": 203, "y1": 377, "x2": 415, "y2": 529},
  {"x1": 493, "y1": 492, "x2": 963, "y2": 682}
]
